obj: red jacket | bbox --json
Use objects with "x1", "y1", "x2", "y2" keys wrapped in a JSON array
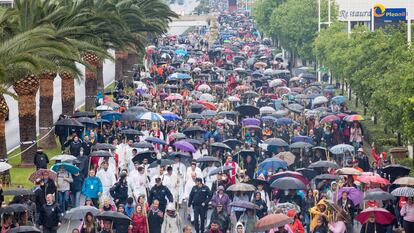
[
  {"x1": 131, "y1": 213, "x2": 147, "y2": 233},
  {"x1": 290, "y1": 219, "x2": 305, "y2": 233}
]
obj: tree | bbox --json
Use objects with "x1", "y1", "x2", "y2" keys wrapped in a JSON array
[{"x1": 252, "y1": 0, "x2": 285, "y2": 38}]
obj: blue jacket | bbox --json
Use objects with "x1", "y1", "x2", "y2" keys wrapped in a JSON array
[{"x1": 81, "y1": 176, "x2": 102, "y2": 198}]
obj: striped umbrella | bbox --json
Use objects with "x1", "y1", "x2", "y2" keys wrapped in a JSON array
[
  {"x1": 330, "y1": 144, "x2": 354, "y2": 154},
  {"x1": 391, "y1": 187, "x2": 414, "y2": 197},
  {"x1": 137, "y1": 112, "x2": 165, "y2": 121}
]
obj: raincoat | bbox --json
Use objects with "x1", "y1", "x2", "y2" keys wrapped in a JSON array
[{"x1": 309, "y1": 199, "x2": 330, "y2": 231}]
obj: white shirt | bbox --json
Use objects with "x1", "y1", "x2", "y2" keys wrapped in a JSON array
[{"x1": 96, "y1": 168, "x2": 116, "y2": 188}]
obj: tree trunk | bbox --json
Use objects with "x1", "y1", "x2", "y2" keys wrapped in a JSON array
[
  {"x1": 355, "y1": 97, "x2": 359, "y2": 108},
  {"x1": 85, "y1": 68, "x2": 97, "y2": 112},
  {"x1": 13, "y1": 75, "x2": 39, "y2": 165},
  {"x1": 115, "y1": 50, "x2": 124, "y2": 82},
  {"x1": 0, "y1": 94, "x2": 8, "y2": 159},
  {"x1": 60, "y1": 72, "x2": 75, "y2": 116},
  {"x1": 96, "y1": 61, "x2": 104, "y2": 94},
  {"x1": 38, "y1": 73, "x2": 57, "y2": 149},
  {"x1": 348, "y1": 88, "x2": 352, "y2": 101}
]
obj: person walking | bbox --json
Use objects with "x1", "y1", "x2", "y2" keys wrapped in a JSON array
[
  {"x1": 96, "y1": 161, "x2": 116, "y2": 204},
  {"x1": 148, "y1": 200, "x2": 164, "y2": 233},
  {"x1": 56, "y1": 165, "x2": 73, "y2": 212},
  {"x1": 148, "y1": 177, "x2": 173, "y2": 212},
  {"x1": 33, "y1": 147, "x2": 49, "y2": 170},
  {"x1": 400, "y1": 197, "x2": 414, "y2": 233},
  {"x1": 82, "y1": 169, "x2": 103, "y2": 207},
  {"x1": 188, "y1": 177, "x2": 211, "y2": 233},
  {"x1": 130, "y1": 205, "x2": 148, "y2": 233},
  {"x1": 161, "y1": 203, "x2": 181, "y2": 233},
  {"x1": 70, "y1": 171, "x2": 83, "y2": 208},
  {"x1": 38, "y1": 194, "x2": 62, "y2": 233}
]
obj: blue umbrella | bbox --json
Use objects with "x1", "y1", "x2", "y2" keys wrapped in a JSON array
[
  {"x1": 258, "y1": 158, "x2": 288, "y2": 171},
  {"x1": 168, "y1": 73, "x2": 191, "y2": 81},
  {"x1": 292, "y1": 135, "x2": 314, "y2": 144},
  {"x1": 96, "y1": 119, "x2": 110, "y2": 125},
  {"x1": 330, "y1": 144, "x2": 355, "y2": 154},
  {"x1": 331, "y1": 96, "x2": 347, "y2": 105},
  {"x1": 51, "y1": 163, "x2": 80, "y2": 174},
  {"x1": 261, "y1": 116, "x2": 278, "y2": 122},
  {"x1": 137, "y1": 112, "x2": 165, "y2": 121},
  {"x1": 277, "y1": 117, "x2": 294, "y2": 125},
  {"x1": 162, "y1": 113, "x2": 182, "y2": 121},
  {"x1": 145, "y1": 137, "x2": 167, "y2": 145},
  {"x1": 100, "y1": 111, "x2": 121, "y2": 121}
]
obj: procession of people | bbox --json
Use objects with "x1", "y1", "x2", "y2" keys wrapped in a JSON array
[{"x1": 1, "y1": 2, "x2": 414, "y2": 233}]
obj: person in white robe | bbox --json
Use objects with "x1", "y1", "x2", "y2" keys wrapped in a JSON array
[
  {"x1": 96, "y1": 161, "x2": 117, "y2": 203},
  {"x1": 128, "y1": 163, "x2": 149, "y2": 200},
  {"x1": 164, "y1": 166, "x2": 180, "y2": 204},
  {"x1": 183, "y1": 172, "x2": 197, "y2": 222},
  {"x1": 203, "y1": 162, "x2": 218, "y2": 190}
]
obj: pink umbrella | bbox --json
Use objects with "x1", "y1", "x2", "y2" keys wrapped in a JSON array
[
  {"x1": 358, "y1": 174, "x2": 390, "y2": 185},
  {"x1": 269, "y1": 171, "x2": 308, "y2": 185},
  {"x1": 356, "y1": 207, "x2": 395, "y2": 224},
  {"x1": 320, "y1": 115, "x2": 340, "y2": 124}
]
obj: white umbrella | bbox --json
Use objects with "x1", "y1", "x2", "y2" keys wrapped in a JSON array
[
  {"x1": 260, "y1": 106, "x2": 276, "y2": 115},
  {"x1": 95, "y1": 105, "x2": 113, "y2": 111},
  {"x1": 137, "y1": 112, "x2": 165, "y2": 121},
  {"x1": 197, "y1": 84, "x2": 211, "y2": 92},
  {"x1": 0, "y1": 162, "x2": 12, "y2": 173},
  {"x1": 217, "y1": 119, "x2": 236, "y2": 125},
  {"x1": 313, "y1": 96, "x2": 329, "y2": 105},
  {"x1": 199, "y1": 93, "x2": 215, "y2": 102},
  {"x1": 269, "y1": 79, "x2": 285, "y2": 87},
  {"x1": 228, "y1": 96, "x2": 240, "y2": 102},
  {"x1": 51, "y1": 154, "x2": 77, "y2": 162}
]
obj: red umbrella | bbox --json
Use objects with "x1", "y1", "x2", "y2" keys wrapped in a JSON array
[
  {"x1": 356, "y1": 207, "x2": 395, "y2": 225},
  {"x1": 358, "y1": 174, "x2": 390, "y2": 185},
  {"x1": 196, "y1": 100, "x2": 217, "y2": 110},
  {"x1": 320, "y1": 115, "x2": 340, "y2": 124},
  {"x1": 336, "y1": 113, "x2": 348, "y2": 119}
]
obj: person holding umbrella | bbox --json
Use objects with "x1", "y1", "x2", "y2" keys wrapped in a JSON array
[
  {"x1": 360, "y1": 214, "x2": 385, "y2": 233},
  {"x1": 42, "y1": 170, "x2": 57, "y2": 196},
  {"x1": 400, "y1": 197, "x2": 414, "y2": 233}
]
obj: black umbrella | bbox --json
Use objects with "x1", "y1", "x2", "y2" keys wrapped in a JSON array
[
  {"x1": 190, "y1": 104, "x2": 204, "y2": 113},
  {"x1": 229, "y1": 201, "x2": 260, "y2": 210},
  {"x1": 289, "y1": 142, "x2": 313, "y2": 149},
  {"x1": 271, "y1": 177, "x2": 306, "y2": 190},
  {"x1": 183, "y1": 126, "x2": 206, "y2": 134},
  {"x1": 235, "y1": 104, "x2": 260, "y2": 116},
  {"x1": 131, "y1": 142, "x2": 154, "y2": 149},
  {"x1": 97, "y1": 211, "x2": 131, "y2": 224},
  {"x1": 313, "y1": 174, "x2": 339, "y2": 181},
  {"x1": 7, "y1": 226, "x2": 41, "y2": 233},
  {"x1": 55, "y1": 118, "x2": 84, "y2": 128},
  {"x1": 121, "y1": 129, "x2": 144, "y2": 136},
  {"x1": 382, "y1": 165, "x2": 411, "y2": 177},
  {"x1": 309, "y1": 160, "x2": 339, "y2": 169},
  {"x1": 132, "y1": 151, "x2": 157, "y2": 164},
  {"x1": 296, "y1": 168, "x2": 318, "y2": 180},
  {"x1": 127, "y1": 106, "x2": 148, "y2": 113},
  {"x1": 166, "y1": 152, "x2": 192, "y2": 160},
  {"x1": 90, "y1": 150, "x2": 112, "y2": 157},
  {"x1": 210, "y1": 142, "x2": 232, "y2": 151},
  {"x1": 64, "y1": 206, "x2": 100, "y2": 220},
  {"x1": 197, "y1": 156, "x2": 220, "y2": 163},
  {"x1": 185, "y1": 139, "x2": 202, "y2": 146},
  {"x1": 76, "y1": 117, "x2": 98, "y2": 127},
  {"x1": 209, "y1": 166, "x2": 234, "y2": 176},
  {"x1": 233, "y1": 150, "x2": 256, "y2": 161},
  {"x1": 92, "y1": 143, "x2": 116, "y2": 151},
  {"x1": 72, "y1": 111, "x2": 95, "y2": 118},
  {"x1": 3, "y1": 189, "x2": 34, "y2": 196},
  {"x1": 264, "y1": 138, "x2": 289, "y2": 147},
  {"x1": 120, "y1": 112, "x2": 138, "y2": 121},
  {"x1": 223, "y1": 139, "x2": 243, "y2": 149},
  {"x1": 0, "y1": 204, "x2": 28, "y2": 214},
  {"x1": 187, "y1": 113, "x2": 204, "y2": 120},
  {"x1": 364, "y1": 188, "x2": 395, "y2": 201},
  {"x1": 148, "y1": 159, "x2": 176, "y2": 168}
]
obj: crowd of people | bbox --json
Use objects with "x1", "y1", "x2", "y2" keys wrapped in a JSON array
[{"x1": 1, "y1": 4, "x2": 414, "y2": 233}]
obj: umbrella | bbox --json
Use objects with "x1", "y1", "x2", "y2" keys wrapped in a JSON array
[
  {"x1": 286, "y1": 103, "x2": 304, "y2": 113},
  {"x1": 356, "y1": 207, "x2": 395, "y2": 225},
  {"x1": 334, "y1": 187, "x2": 363, "y2": 205},
  {"x1": 90, "y1": 150, "x2": 112, "y2": 157},
  {"x1": 95, "y1": 105, "x2": 113, "y2": 111},
  {"x1": 50, "y1": 154, "x2": 77, "y2": 162},
  {"x1": 271, "y1": 177, "x2": 306, "y2": 190},
  {"x1": 96, "y1": 119, "x2": 110, "y2": 125},
  {"x1": 358, "y1": 174, "x2": 390, "y2": 185},
  {"x1": 260, "y1": 106, "x2": 276, "y2": 115},
  {"x1": 0, "y1": 162, "x2": 12, "y2": 173},
  {"x1": 100, "y1": 111, "x2": 121, "y2": 121},
  {"x1": 92, "y1": 143, "x2": 116, "y2": 150},
  {"x1": 275, "y1": 152, "x2": 296, "y2": 166},
  {"x1": 3, "y1": 189, "x2": 34, "y2": 196},
  {"x1": 29, "y1": 169, "x2": 57, "y2": 183},
  {"x1": 241, "y1": 118, "x2": 261, "y2": 126},
  {"x1": 162, "y1": 113, "x2": 182, "y2": 121},
  {"x1": 320, "y1": 115, "x2": 340, "y2": 124},
  {"x1": 228, "y1": 96, "x2": 241, "y2": 102},
  {"x1": 227, "y1": 183, "x2": 256, "y2": 192},
  {"x1": 72, "y1": 111, "x2": 95, "y2": 118},
  {"x1": 197, "y1": 84, "x2": 211, "y2": 92},
  {"x1": 364, "y1": 188, "x2": 395, "y2": 201},
  {"x1": 51, "y1": 163, "x2": 80, "y2": 174},
  {"x1": 148, "y1": 159, "x2": 176, "y2": 168},
  {"x1": 199, "y1": 93, "x2": 215, "y2": 102},
  {"x1": 273, "y1": 203, "x2": 301, "y2": 215},
  {"x1": 336, "y1": 168, "x2": 362, "y2": 176},
  {"x1": 313, "y1": 174, "x2": 339, "y2": 181},
  {"x1": 186, "y1": 113, "x2": 204, "y2": 120},
  {"x1": 331, "y1": 95, "x2": 347, "y2": 104},
  {"x1": 276, "y1": 117, "x2": 295, "y2": 125},
  {"x1": 190, "y1": 103, "x2": 204, "y2": 112},
  {"x1": 97, "y1": 211, "x2": 131, "y2": 224},
  {"x1": 137, "y1": 112, "x2": 165, "y2": 121},
  {"x1": 312, "y1": 96, "x2": 329, "y2": 105},
  {"x1": 76, "y1": 117, "x2": 98, "y2": 127},
  {"x1": 64, "y1": 206, "x2": 100, "y2": 220},
  {"x1": 289, "y1": 142, "x2": 313, "y2": 149},
  {"x1": 210, "y1": 142, "x2": 232, "y2": 151},
  {"x1": 185, "y1": 139, "x2": 202, "y2": 146},
  {"x1": 258, "y1": 158, "x2": 288, "y2": 171},
  {"x1": 309, "y1": 160, "x2": 339, "y2": 169},
  {"x1": 291, "y1": 135, "x2": 314, "y2": 144},
  {"x1": 55, "y1": 118, "x2": 83, "y2": 128},
  {"x1": 173, "y1": 140, "x2": 196, "y2": 153},
  {"x1": 145, "y1": 137, "x2": 167, "y2": 145},
  {"x1": 209, "y1": 166, "x2": 234, "y2": 176},
  {"x1": 264, "y1": 138, "x2": 289, "y2": 147},
  {"x1": 166, "y1": 152, "x2": 191, "y2": 160},
  {"x1": 229, "y1": 201, "x2": 260, "y2": 210},
  {"x1": 131, "y1": 142, "x2": 154, "y2": 149},
  {"x1": 217, "y1": 119, "x2": 236, "y2": 125},
  {"x1": 344, "y1": 114, "x2": 365, "y2": 122},
  {"x1": 269, "y1": 171, "x2": 308, "y2": 185},
  {"x1": 244, "y1": 91, "x2": 259, "y2": 99},
  {"x1": 269, "y1": 79, "x2": 284, "y2": 87},
  {"x1": 132, "y1": 151, "x2": 157, "y2": 164},
  {"x1": 127, "y1": 106, "x2": 148, "y2": 113},
  {"x1": 201, "y1": 110, "x2": 217, "y2": 117},
  {"x1": 255, "y1": 214, "x2": 293, "y2": 232},
  {"x1": 296, "y1": 168, "x2": 318, "y2": 180},
  {"x1": 391, "y1": 187, "x2": 414, "y2": 197},
  {"x1": 170, "y1": 133, "x2": 187, "y2": 140},
  {"x1": 121, "y1": 129, "x2": 144, "y2": 136},
  {"x1": 330, "y1": 144, "x2": 354, "y2": 154},
  {"x1": 235, "y1": 105, "x2": 260, "y2": 116},
  {"x1": 222, "y1": 139, "x2": 242, "y2": 150},
  {"x1": 382, "y1": 164, "x2": 411, "y2": 177},
  {"x1": 0, "y1": 204, "x2": 28, "y2": 214},
  {"x1": 197, "y1": 156, "x2": 220, "y2": 163},
  {"x1": 7, "y1": 226, "x2": 41, "y2": 233},
  {"x1": 393, "y1": 176, "x2": 414, "y2": 186}
]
